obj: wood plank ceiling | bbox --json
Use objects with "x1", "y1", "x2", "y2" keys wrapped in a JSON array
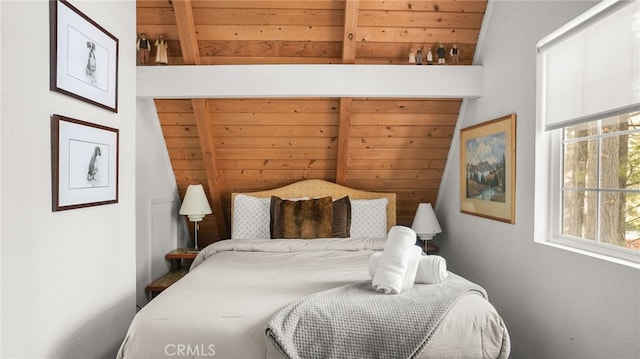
[{"x1": 137, "y1": 0, "x2": 488, "y2": 247}]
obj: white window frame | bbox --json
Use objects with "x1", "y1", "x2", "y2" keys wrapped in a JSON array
[
  {"x1": 535, "y1": 0, "x2": 640, "y2": 268},
  {"x1": 550, "y1": 120, "x2": 640, "y2": 263}
]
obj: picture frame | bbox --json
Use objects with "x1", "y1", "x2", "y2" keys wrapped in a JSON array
[
  {"x1": 459, "y1": 114, "x2": 516, "y2": 223},
  {"x1": 50, "y1": 0, "x2": 119, "y2": 112},
  {"x1": 51, "y1": 114, "x2": 119, "y2": 211}
]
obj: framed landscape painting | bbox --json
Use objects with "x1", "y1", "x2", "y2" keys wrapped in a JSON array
[
  {"x1": 50, "y1": 0, "x2": 119, "y2": 112},
  {"x1": 51, "y1": 114, "x2": 119, "y2": 211},
  {"x1": 459, "y1": 114, "x2": 516, "y2": 223}
]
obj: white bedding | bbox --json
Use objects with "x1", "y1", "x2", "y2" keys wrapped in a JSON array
[{"x1": 117, "y1": 238, "x2": 510, "y2": 359}]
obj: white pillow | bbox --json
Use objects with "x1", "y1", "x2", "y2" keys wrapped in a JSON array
[
  {"x1": 232, "y1": 194, "x2": 271, "y2": 239},
  {"x1": 350, "y1": 198, "x2": 388, "y2": 238}
]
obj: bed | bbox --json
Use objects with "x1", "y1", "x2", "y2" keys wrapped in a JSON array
[{"x1": 117, "y1": 179, "x2": 510, "y2": 359}]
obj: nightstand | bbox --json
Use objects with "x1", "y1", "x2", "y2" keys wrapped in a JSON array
[
  {"x1": 146, "y1": 248, "x2": 199, "y2": 299},
  {"x1": 424, "y1": 242, "x2": 439, "y2": 254}
]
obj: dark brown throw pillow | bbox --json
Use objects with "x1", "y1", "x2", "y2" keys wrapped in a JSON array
[
  {"x1": 332, "y1": 196, "x2": 351, "y2": 238},
  {"x1": 270, "y1": 196, "x2": 333, "y2": 239}
]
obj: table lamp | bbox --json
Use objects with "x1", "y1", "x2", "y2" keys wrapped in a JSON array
[
  {"x1": 411, "y1": 203, "x2": 442, "y2": 252},
  {"x1": 179, "y1": 184, "x2": 212, "y2": 250}
]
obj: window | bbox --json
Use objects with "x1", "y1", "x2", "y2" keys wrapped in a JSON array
[
  {"x1": 561, "y1": 112, "x2": 640, "y2": 256},
  {"x1": 535, "y1": 0, "x2": 640, "y2": 266}
]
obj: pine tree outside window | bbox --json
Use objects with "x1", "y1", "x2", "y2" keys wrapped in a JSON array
[{"x1": 562, "y1": 112, "x2": 640, "y2": 253}]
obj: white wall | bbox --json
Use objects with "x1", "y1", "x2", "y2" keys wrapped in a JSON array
[
  {"x1": 0, "y1": 1, "x2": 3, "y2": 355},
  {"x1": 135, "y1": 98, "x2": 189, "y2": 308},
  {"x1": 0, "y1": 1, "x2": 136, "y2": 358},
  {"x1": 436, "y1": 1, "x2": 640, "y2": 358}
]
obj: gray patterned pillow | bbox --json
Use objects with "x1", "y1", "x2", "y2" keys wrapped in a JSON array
[
  {"x1": 232, "y1": 194, "x2": 271, "y2": 239},
  {"x1": 350, "y1": 198, "x2": 388, "y2": 238}
]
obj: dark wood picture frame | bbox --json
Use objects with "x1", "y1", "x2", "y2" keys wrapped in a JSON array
[
  {"x1": 51, "y1": 114, "x2": 119, "y2": 211},
  {"x1": 50, "y1": 0, "x2": 119, "y2": 112},
  {"x1": 459, "y1": 113, "x2": 516, "y2": 223}
]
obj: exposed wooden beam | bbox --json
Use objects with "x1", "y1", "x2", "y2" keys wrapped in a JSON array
[
  {"x1": 342, "y1": 0, "x2": 359, "y2": 64},
  {"x1": 186, "y1": 94, "x2": 223, "y2": 234},
  {"x1": 172, "y1": 0, "x2": 200, "y2": 65},
  {"x1": 335, "y1": 98, "x2": 352, "y2": 185},
  {"x1": 192, "y1": 99, "x2": 228, "y2": 238},
  {"x1": 172, "y1": 1, "x2": 228, "y2": 238},
  {"x1": 338, "y1": 1, "x2": 358, "y2": 185},
  {"x1": 137, "y1": 65, "x2": 484, "y2": 98}
]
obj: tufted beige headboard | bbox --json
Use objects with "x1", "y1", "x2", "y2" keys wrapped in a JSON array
[{"x1": 231, "y1": 179, "x2": 396, "y2": 231}]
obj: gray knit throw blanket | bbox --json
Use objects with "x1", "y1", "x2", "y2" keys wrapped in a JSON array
[{"x1": 265, "y1": 273, "x2": 487, "y2": 359}]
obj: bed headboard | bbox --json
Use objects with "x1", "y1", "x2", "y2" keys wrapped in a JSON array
[{"x1": 231, "y1": 179, "x2": 396, "y2": 231}]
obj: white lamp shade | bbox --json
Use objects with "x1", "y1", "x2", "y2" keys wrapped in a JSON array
[
  {"x1": 411, "y1": 203, "x2": 442, "y2": 240},
  {"x1": 179, "y1": 184, "x2": 212, "y2": 222}
]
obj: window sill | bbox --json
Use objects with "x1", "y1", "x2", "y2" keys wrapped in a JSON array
[{"x1": 535, "y1": 239, "x2": 640, "y2": 270}]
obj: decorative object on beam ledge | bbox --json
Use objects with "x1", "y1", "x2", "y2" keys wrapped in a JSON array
[
  {"x1": 450, "y1": 44, "x2": 460, "y2": 65},
  {"x1": 426, "y1": 48, "x2": 433, "y2": 65},
  {"x1": 416, "y1": 49, "x2": 423, "y2": 65}
]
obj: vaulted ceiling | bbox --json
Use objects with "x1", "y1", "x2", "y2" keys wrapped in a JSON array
[{"x1": 136, "y1": 0, "x2": 488, "y2": 246}]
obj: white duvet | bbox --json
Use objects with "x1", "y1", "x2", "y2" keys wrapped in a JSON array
[{"x1": 117, "y1": 238, "x2": 510, "y2": 359}]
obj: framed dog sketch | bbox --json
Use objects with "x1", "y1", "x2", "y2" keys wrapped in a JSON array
[
  {"x1": 459, "y1": 114, "x2": 516, "y2": 223},
  {"x1": 50, "y1": 0, "x2": 119, "y2": 112},
  {"x1": 51, "y1": 114, "x2": 119, "y2": 211}
]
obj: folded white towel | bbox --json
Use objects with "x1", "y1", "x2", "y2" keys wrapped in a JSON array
[
  {"x1": 403, "y1": 246, "x2": 421, "y2": 289},
  {"x1": 369, "y1": 252, "x2": 449, "y2": 285},
  {"x1": 371, "y1": 226, "x2": 417, "y2": 294},
  {"x1": 368, "y1": 247, "x2": 421, "y2": 291},
  {"x1": 368, "y1": 252, "x2": 382, "y2": 278},
  {"x1": 415, "y1": 255, "x2": 448, "y2": 284}
]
